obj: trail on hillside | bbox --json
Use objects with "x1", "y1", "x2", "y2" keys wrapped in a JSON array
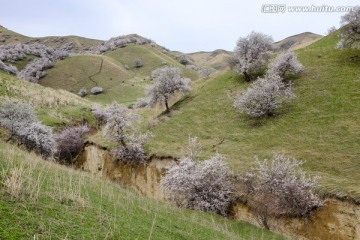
[{"x1": 88, "y1": 58, "x2": 103, "y2": 86}]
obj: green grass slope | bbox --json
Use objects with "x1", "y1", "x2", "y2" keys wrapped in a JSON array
[
  {"x1": 40, "y1": 44, "x2": 198, "y2": 105},
  {"x1": 39, "y1": 54, "x2": 145, "y2": 105},
  {"x1": 147, "y1": 32, "x2": 360, "y2": 200},
  {"x1": 0, "y1": 72, "x2": 95, "y2": 127},
  {"x1": 0, "y1": 25, "x2": 32, "y2": 44},
  {"x1": 0, "y1": 141, "x2": 284, "y2": 239}
]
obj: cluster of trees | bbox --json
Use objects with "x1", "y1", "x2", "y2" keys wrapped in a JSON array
[
  {"x1": 0, "y1": 43, "x2": 70, "y2": 82},
  {"x1": 232, "y1": 32, "x2": 303, "y2": 118},
  {"x1": 97, "y1": 35, "x2": 155, "y2": 53},
  {"x1": 0, "y1": 100, "x2": 89, "y2": 163},
  {"x1": 92, "y1": 102, "x2": 150, "y2": 164},
  {"x1": 161, "y1": 138, "x2": 323, "y2": 229}
]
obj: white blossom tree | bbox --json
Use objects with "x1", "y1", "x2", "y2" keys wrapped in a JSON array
[
  {"x1": 266, "y1": 52, "x2": 304, "y2": 78},
  {"x1": 148, "y1": 67, "x2": 191, "y2": 113},
  {"x1": 337, "y1": 6, "x2": 360, "y2": 49},
  {"x1": 103, "y1": 102, "x2": 149, "y2": 164},
  {"x1": 161, "y1": 137, "x2": 234, "y2": 215},
  {"x1": 17, "y1": 121, "x2": 56, "y2": 158},
  {"x1": 0, "y1": 100, "x2": 56, "y2": 158},
  {"x1": 0, "y1": 100, "x2": 37, "y2": 141},
  {"x1": 240, "y1": 153, "x2": 323, "y2": 229},
  {"x1": 55, "y1": 125, "x2": 90, "y2": 163},
  {"x1": 234, "y1": 74, "x2": 295, "y2": 118},
  {"x1": 233, "y1": 31, "x2": 273, "y2": 81}
]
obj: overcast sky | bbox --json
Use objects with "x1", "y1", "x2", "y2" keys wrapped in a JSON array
[{"x1": 0, "y1": 0, "x2": 358, "y2": 53}]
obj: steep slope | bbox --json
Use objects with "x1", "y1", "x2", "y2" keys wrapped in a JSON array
[
  {"x1": 273, "y1": 32, "x2": 323, "y2": 52},
  {"x1": 147, "y1": 32, "x2": 360, "y2": 201},
  {"x1": 0, "y1": 133, "x2": 284, "y2": 239}
]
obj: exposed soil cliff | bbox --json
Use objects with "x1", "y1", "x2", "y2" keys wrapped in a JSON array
[{"x1": 77, "y1": 143, "x2": 360, "y2": 240}]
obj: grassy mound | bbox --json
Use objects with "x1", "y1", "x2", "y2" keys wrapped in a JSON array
[
  {"x1": 0, "y1": 141, "x2": 284, "y2": 239},
  {"x1": 147, "y1": 32, "x2": 360, "y2": 200}
]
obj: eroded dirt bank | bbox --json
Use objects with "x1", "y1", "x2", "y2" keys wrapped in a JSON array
[{"x1": 76, "y1": 143, "x2": 360, "y2": 240}]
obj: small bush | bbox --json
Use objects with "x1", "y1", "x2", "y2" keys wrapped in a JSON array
[
  {"x1": 91, "y1": 104, "x2": 107, "y2": 125},
  {"x1": 91, "y1": 86, "x2": 104, "y2": 95},
  {"x1": 134, "y1": 58, "x2": 143, "y2": 68},
  {"x1": 178, "y1": 55, "x2": 189, "y2": 65},
  {"x1": 78, "y1": 87, "x2": 88, "y2": 97},
  {"x1": 132, "y1": 97, "x2": 149, "y2": 109}
]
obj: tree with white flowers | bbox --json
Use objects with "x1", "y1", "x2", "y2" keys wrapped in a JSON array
[
  {"x1": 148, "y1": 66, "x2": 191, "y2": 113},
  {"x1": 234, "y1": 74, "x2": 295, "y2": 118},
  {"x1": 240, "y1": 153, "x2": 323, "y2": 229},
  {"x1": 337, "y1": 6, "x2": 360, "y2": 49},
  {"x1": 267, "y1": 52, "x2": 304, "y2": 78},
  {"x1": 233, "y1": 31, "x2": 273, "y2": 81},
  {"x1": 161, "y1": 137, "x2": 234, "y2": 215},
  {"x1": 103, "y1": 102, "x2": 149, "y2": 164}
]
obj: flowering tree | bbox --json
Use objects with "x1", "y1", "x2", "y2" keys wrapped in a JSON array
[
  {"x1": 240, "y1": 153, "x2": 323, "y2": 229},
  {"x1": 0, "y1": 100, "x2": 56, "y2": 158},
  {"x1": 17, "y1": 121, "x2": 56, "y2": 158},
  {"x1": 0, "y1": 100, "x2": 37, "y2": 141},
  {"x1": 91, "y1": 104, "x2": 107, "y2": 125},
  {"x1": 148, "y1": 67, "x2": 191, "y2": 113},
  {"x1": 233, "y1": 31, "x2": 273, "y2": 81},
  {"x1": 161, "y1": 137, "x2": 234, "y2": 215},
  {"x1": 103, "y1": 102, "x2": 149, "y2": 164},
  {"x1": 266, "y1": 52, "x2": 304, "y2": 78},
  {"x1": 337, "y1": 6, "x2": 360, "y2": 49},
  {"x1": 0, "y1": 60, "x2": 18, "y2": 75},
  {"x1": 55, "y1": 125, "x2": 90, "y2": 163},
  {"x1": 234, "y1": 74, "x2": 295, "y2": 118}
]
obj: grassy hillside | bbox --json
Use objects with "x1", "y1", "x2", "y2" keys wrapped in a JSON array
[
  {"x1": 40, "y1": 44, "x2": 198, "y2": 105},
  {"x1": 273, "y1": 32, "x2": 323, "y2": 52},
  {"x1": 146, "y1": 32, "x2": 360, "y2": 201},
  {"x1": 0, "y1": 25, "x2": 31, "y2": 44},
  {"x1": 0, "y1": 141, "x2": 284, "y2": 239},
  {"x1": 187, "y1": 49, "x2": 232, "y2": 71},
  {"x1": 0, "y1": 26, "x2": 102, "y2": 52},
  {"x1": 39, "y1": 54, "x2": 145, "y2": 105},
  {"x1": 105, "y1": 44, "x2": 198, "y2": 79},
  {"x1": 0, "y1": 72, "x2": 95, "y2": 127}
]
